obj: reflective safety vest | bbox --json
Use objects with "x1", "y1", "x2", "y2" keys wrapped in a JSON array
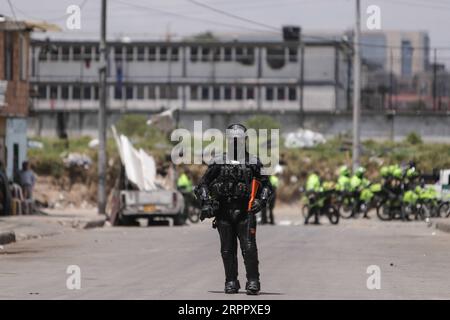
[
  {"x1": 269, "y1": 175, "x2": 279, "y2": 188},
  {"x1": 306, "y1": 174, "x2": 321, "y2": 192},
  {"x1": 177, "y1": 173, "x2": 193, "y2": 192}
]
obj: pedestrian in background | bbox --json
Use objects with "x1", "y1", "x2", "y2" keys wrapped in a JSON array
[{"x1": 19, "y1": 161, "x2": 36, "y2": 200}]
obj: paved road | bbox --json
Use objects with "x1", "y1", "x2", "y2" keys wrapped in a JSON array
[{"x1": 0, "y1": 215, "x2": 449, "y2": 299}]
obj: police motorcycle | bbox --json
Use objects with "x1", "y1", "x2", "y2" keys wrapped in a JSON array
[{"x1": 301, "y1": 182, "x2": 340, "y2": 225}]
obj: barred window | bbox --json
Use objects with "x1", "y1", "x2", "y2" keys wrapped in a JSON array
[
  {"x1": 266, "y1": 87, "x2": 274, "y2": 101},
  {"x1": 148, "y1": 47, "x2": 156, "y2": 61},
  {"x1": 288, "y1": 87, "x2": 297, "y2": 101},
  {"x1": 83, "y1": 86, "x2": 91, "y2": 100}
]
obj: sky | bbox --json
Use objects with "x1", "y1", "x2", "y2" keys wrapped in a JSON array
[{"x1": 3, "y1": 0, "x2": 450, "y2": 62}]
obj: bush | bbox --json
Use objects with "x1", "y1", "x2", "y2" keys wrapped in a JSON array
[{"x1": 405, "y1": 132, "x2": 423, "y2": 145}]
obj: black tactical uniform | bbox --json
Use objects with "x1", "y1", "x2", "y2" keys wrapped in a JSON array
[{"x1": 196, "y1": 124, "x2": 271, "y2": 295}]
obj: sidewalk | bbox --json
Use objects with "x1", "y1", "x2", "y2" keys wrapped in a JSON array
[{"x1": 0, "y1": 208, "x2": 106, "y2": 246}]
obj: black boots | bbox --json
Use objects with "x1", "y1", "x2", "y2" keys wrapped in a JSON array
[
  {"x1": 245, "y1": 280, "x2": 260, "y2": 295},
  {"x1": 224, "y1": 280, "x2": 241, "y2": 294},
  {"x1": 224, "y1": 280, "x2": 260, "y2": 295}
]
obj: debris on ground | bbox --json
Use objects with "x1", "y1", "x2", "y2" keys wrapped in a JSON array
[{"x1": 284, "y1": 129, "x2": 326, "y2": 148}]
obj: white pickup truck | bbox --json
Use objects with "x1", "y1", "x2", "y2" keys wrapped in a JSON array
[
  {"x1": 109, "y1": 127, "x2": 185, "y2": 226},
  {"x1": 110, "y1": 166, "x2": 185, "y2": 226}
]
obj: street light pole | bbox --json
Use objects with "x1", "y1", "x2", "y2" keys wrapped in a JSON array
[
  {"x1": 98, "y1": 0, "x2": 107, "y2": 214},
  {"x1": 352, "y1": 0, "x2": 361, "y2": 172}
]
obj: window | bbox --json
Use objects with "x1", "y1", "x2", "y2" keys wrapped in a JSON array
[
  {"x1": 83, "y1": 86, "x2": 91, "y2": 100},
  {"x1": 126, "y1": 46, "x2": 134, "y2": 61},
  {"x1": 38, "y1": 85, "x2": 47, "y2": 99},
  {"x1": 148, "y1": 85, "x2": 156, "y2": 99},
  {"x1": 401, "y1": 40, "x2": 413, "y2": 77},
  {"x1": 224, "y1": 86, "x2": 232, "y2": 100},
  {"x1": 84, "y1": 46, "x2": 92, "y2": 60},
  {"x1": 160, "y1": 85, "x2": 178, "y2": 99},
  {"x1": 246, "y1": 87, "x2": 254, "y2": 100},
  {"x1": 213, "y1": 86, "x2": 221, "y2": 101},
  {"x1": 62, "y1": 46, "x2": 70, "y2": 61},
  {"x1": 137, "y1": 85, "x2": 145, "y2": 99},
  {"x1": 201, "y1": 47, "x2": 210, "y2": 62},
  {"x1": 160, "y1": 85, "x2": 168, "y2": 99},
  {"x1": 213, "y1": 47, "x2": 221, "y2": 61},
  {"x1": 38, "y1": 46, "x2": 47, "y2": 61},
  {"x1": 266, "y1": 87, "x2": 274, "y2": 101},
  {"x1": 288, "y1": 87, "x2": 297, "y2": 101},
  {"x1": 61, "y1": 86, "x2": 69, "y2": 100},
  {"x1": 235, "y1": 87, "x2": 243, "y2": 100},
  {"x1": 73, "y1": 86, "x2": 81, "y2": 99},
  {"x1": 94, "y1": 46, "x2": 100, "y2": 61},
  {"x1": 169, "y1": 86, "x2": 178, "y2": 99},
  {"x1": 190, "y1": 47, "x2": 198, "y2": 62},
  {"x1": 137, "y1": 46, "x2": 145, "y2": 61},
  {"x1": 190, "y1": 86, "x2": 198, "y2": 100},
  {"x1": 50, "y1": 46, "x2": 59, "y2": 61},
  {"x1": 237, "y1": 47, "x2": 255, "y2": 65},
  {"x1": 114, "y1": 46, "x2": 123, "y2": 61},
  {"x1": 114, "y1": 86, "x2": 122, "y2": 100},
  {"x1": 288, "y1": 47, "x2": 298, "y2": 62},
  {"x1": 148, "y1": 47, "x2": 156, "y2": 61},
  {"x1": 277, "y1": 87, "x2": 285, "y2": 100},
  {"x1": 170, "y1": 47, "x2": 179, "y2": 61},
  {"x1": 4, "y1": 33, "x2": 13, "y2": 80},
  {"x1": 73, "y1": 46, "x2": 82, "y2": 61},
  {"x1": 235, "y1": 47, "x2": 243, "y2": 62},
  {"x1": 266, "y1": 46, "x2": 285, "y2": 69},
  {"x1": 126, "y1": 86, "x2": 133, "y2": 99},
  {"x1": 50, "y1": 86, "x2": 58, "y2": 99},
  {"x1": 159, "y1": 47, "x2": 168, "y2": 61},
  {"x1": 224, "y1": 47, "x2": 232, "y2": 61},
  {"x1": 201, "y1": 86, "x2": 210, "y2": 100}
]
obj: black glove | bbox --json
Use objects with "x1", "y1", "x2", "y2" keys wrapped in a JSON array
[
  {"x1": 200, "y1": 204, "x2": 214, "y2": 221},
  {"x1": 250, "y1": 199, "x2": 264, "y2": 214}
]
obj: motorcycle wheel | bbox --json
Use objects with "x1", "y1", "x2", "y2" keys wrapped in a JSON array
[
  {"x1": 339, "y1": 203, "x2": 354, "y2": 219},
  {"x1": 187, "y1": 206, "x2": 201, "y2": 223},
  {"x1": 377, "y1": 203, "x2": 392, "y2": 221},
  {"x1": 327, "y1": 206, "x2": 340, "y2": 225},
  {"x1": 401, "y1": 204, "x2": 414, "y2": 221},
  {"x1": 439, "y1": 202, "x2": 450, "y2": 218}
]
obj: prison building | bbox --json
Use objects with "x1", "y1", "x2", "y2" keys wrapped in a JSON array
[{"x1": 30, "y1": 37, "x2": 352, "y2": 115}]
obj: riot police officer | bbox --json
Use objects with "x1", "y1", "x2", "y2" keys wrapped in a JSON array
[{"x1": 196, "y1": 124, "x2": 271, "y2": 295}]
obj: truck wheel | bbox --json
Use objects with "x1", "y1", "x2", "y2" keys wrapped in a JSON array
[
  {"x1": 117, "y1": 213, "x2": 139, "y2": 226},
  {"x1": 173, "y1": 214, "x2": 186, "y2": 226}
]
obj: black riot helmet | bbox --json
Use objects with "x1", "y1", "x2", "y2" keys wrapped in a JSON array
[{"x1": 226, "y1": 123, "x2": 247, "y2": 162}]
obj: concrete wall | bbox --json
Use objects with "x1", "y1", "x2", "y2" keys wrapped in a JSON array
[{"x1": 27, "y1": 110, "x2": 450, "y2": 143}]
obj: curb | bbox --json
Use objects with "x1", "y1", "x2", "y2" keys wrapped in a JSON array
[
  {"x1": 0, "y1": 231, "x2": 16, "y2": 245},
  {"x1": 435, "y1": 222, "x2": 450, "y2": 234},
  {"x1": 83, "y1": 217, "x2": 106, "y2": 229}
]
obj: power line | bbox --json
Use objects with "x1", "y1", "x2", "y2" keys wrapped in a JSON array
[
  {"x1": 113, "y1": 0, "x2": 278, "y2": 34},
  {"x1": 185, "y1": 0, "x2": 279, "y2": 31}
]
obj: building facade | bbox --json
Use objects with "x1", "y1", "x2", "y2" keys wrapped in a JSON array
[
  {"x1": 0, "y1": 19, "x2": 31, "y2": 178},
  {"x1": 29, "y1": 37, "x2": 352, "y2": 136}
]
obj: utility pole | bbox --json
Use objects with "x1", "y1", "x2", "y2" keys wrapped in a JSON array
[
  {"x1": 98, "y1": 0, "x2": 107, "y2": 214},
  {"x1": 352, "y1": 0, "x2": 361, "y2": 172},
  {"x1": 432, "y1": 48, "x2": 437, "y2": 110}
]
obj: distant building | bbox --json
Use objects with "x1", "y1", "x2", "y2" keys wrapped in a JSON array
[
  {"x1": 359, "y1": 30, "x2": 429, "y2": 78},
  {"x1": 28, "y1": 33, "x2": 352, "y2": 136}
]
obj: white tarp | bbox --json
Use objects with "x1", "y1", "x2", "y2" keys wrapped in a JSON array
[
  {"x1": 112, "y1": 125, "x2": 157, "y2": 191},
  {"x1": 284, "y1": 128, "x2": 326, "y2": 148}
]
